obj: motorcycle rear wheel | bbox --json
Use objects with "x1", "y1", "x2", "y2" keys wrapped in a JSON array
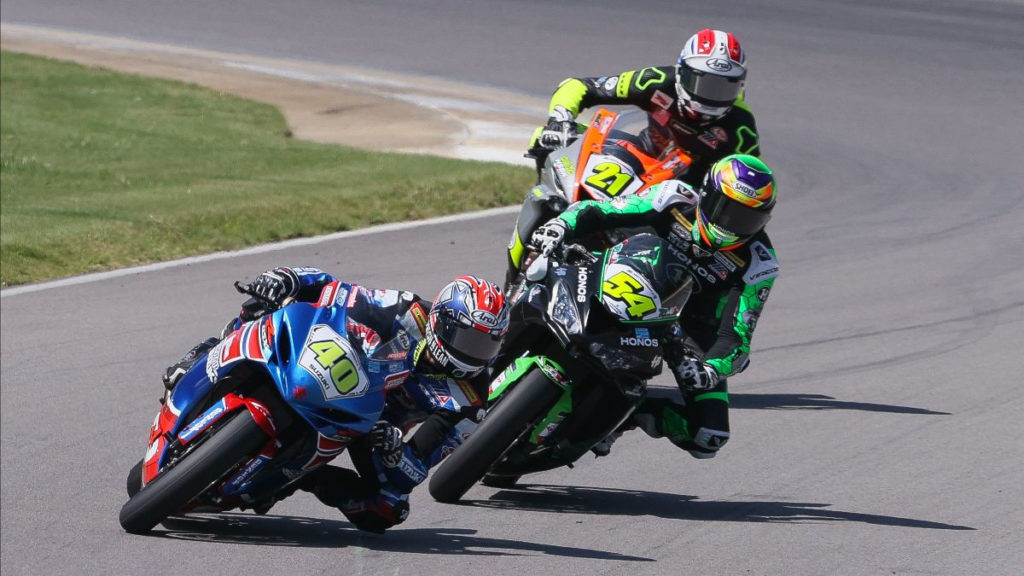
[
  {"x1": 428, "y1": 369, "x2": 562, "y2": 503},
  {"x1": 118, "y1": 410, "x2": 268, "y2": 534}
]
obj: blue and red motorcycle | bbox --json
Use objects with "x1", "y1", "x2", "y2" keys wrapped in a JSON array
[{"x1": 119, "y1": 281, "x2": 410, "y2": 534}]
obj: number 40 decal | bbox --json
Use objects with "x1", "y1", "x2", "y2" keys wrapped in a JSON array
[
  {"x1": 299, "y1": 325, "x2": 367, "y2": 398},
  {"x1": 308, "y1": 340, "x2": 360, "y2": 394}
]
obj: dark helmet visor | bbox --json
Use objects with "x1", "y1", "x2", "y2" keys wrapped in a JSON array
[
  {"x1": 432, "y1": 313, "x2": 502, "y2": 367},
  {"x1": 678, "y1": 65, "x2": 744, "y2": 107},
  {"x1": 700, "y1": 189, "x2": 772, "y2": 237}
]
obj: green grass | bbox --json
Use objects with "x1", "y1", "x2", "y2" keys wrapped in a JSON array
[{"x1": 0, "y1": 50, "x2": 533, "y2": 287}]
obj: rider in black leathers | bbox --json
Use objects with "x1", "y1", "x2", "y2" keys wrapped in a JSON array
[{"x1": 532, "y1": 28, "x2": 760, "y2": 186}]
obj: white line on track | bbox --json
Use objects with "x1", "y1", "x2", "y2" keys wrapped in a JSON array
[{"x1": 1, "y1": 206, "x2": 519, "y2": 298}]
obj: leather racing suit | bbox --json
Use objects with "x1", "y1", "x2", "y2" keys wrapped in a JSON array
[
  {"x1": 545, "y1": 66, "x2": 761, "y2": 187},
  {"x1": 194, "y1": 267, "x2": 489, "y2": 531},
  {"x1": 510, "y1": 66, "x2": 762, "y2": 286},
  {"x1": 552, "y1": 183, "x2": 779, "y2": 458}
]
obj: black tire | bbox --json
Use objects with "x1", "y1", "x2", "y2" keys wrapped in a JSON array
[
  {"x1": 481, "y1": 473, "x2": 521, "y2": 489},
  {"x1": 429, "y1": 369, "x2": 562, "y2": 503},
  {"x1": 126, "y1": 458, "x2": 143, "y2": 497},
  {"x1": 118, "y1": 410, "x2": 269, "y2": 534}
]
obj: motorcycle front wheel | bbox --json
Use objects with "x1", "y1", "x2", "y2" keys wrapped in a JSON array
[
  {"x1": 118, "y1": 409, "x2": 269, "y2": 534},
  {"x1": 428, "y1": 368, "x2": 562, "y2": 503}
]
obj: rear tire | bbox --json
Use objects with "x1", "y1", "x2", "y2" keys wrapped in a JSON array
[
  {"x1": 428, "y1": 369, "x2": 562, "y2": 503},
  {"x1": 118, "y1": 410, "x2": 268, "y2": 534}
]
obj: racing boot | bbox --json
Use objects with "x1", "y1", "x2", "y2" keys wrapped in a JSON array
[{"x1": 162, "y1": 337, "x2": 220, "y2": 391}]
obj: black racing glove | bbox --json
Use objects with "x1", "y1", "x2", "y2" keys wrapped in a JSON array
[
  {"x1": 249, "y1": 267, "x2": 300, "y2": 309},
  {"x1": 538, "y1": 105, "x2": 578, "y2": 150},
  {"x1": 370, "y1": 420, "x2": 405, "y2": 468}
]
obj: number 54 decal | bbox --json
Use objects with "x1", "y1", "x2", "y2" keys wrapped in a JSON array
[
  {"x1": 299, "y1": 325, "x2": 368, "y2": 399},
  {"x1": 602, "y1": 268, "x2": 658, "y2": 320}
]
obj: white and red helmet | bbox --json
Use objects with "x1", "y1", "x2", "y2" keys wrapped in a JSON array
[
  {"x1": 675, "y1": 29, "x2": 748, "y2": 122},
  {"x1": 423, "y1": 276, "x2": 509, "y2": 378}
]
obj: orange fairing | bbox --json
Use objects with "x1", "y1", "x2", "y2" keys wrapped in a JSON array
[
  {"x1": 573, "y1": 109, "x2": 619, "y2": 202},
  {"x1": 573, "y1": 109, "x2": 692, "y2": 202}
]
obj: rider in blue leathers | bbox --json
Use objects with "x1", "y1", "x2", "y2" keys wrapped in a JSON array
[{"x1": 163, "y1": 266, "x2": 509, "y2": 533}]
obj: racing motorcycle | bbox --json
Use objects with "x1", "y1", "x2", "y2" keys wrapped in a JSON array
[
  {"x1": 507, "y1": 108, "x2": 692, "y2": 285},
  {"x1": 119, "y1": 281, "x2": 408, "y2": 534},
  {"x1": 428, "y1": 233, "x2": 695, "y2": 503}
]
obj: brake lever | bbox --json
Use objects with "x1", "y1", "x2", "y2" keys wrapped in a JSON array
[{"x1": 565, "y1": 243, "x2": 598, "y2": 265}]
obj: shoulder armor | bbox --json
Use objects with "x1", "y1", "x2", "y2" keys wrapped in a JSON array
[
  {"x1": 743, "y1": 241, "x2": 779, "y2": 284},
  {"x1": 651, "y1": 180, "x2": 699, "y2": 213}
]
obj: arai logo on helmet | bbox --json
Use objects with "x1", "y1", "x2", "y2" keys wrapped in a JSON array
[
  {"x1": 705, "y1": 58, "x2": 733, "y2": 72},
  {"x1": 471, "y1": 310, "x2": 499, "y2": 328}
]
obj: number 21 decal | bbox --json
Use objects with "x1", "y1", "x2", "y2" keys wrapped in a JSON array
[{"x1": 585, "y1": 162, "x2": 634, "y2": 197}]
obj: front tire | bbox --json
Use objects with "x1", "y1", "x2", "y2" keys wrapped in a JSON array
[
  {"x1": 118, "y1": 410, "x2": 269, "y2": 534},
  {"x1": 126, "y1": 458, "x2": 143, "y2": 497},
  {"x1": 429, "y1": 369, "x2": 562, "y2": 503}
]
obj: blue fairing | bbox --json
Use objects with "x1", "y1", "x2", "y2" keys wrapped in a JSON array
[{"x1": 167, "y1": 299, "x2": 406, "y2": 444}]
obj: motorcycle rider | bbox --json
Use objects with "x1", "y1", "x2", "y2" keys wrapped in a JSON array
[
  {"x1": 526, "y1": 153, "x2": 778, "y2": 459},
  {"x1": 532, "y1": 28, "x2": 759, "y2": 181},
  {"x1": 510, "y1": 28, "x2": 760, "y2": 285},
  {"x1": 163, "y1": 268, "x2": 509, "y2": 533}
]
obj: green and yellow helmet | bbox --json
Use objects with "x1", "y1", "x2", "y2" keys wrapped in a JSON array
[{"x1": 693, "y1": 154, "x2": 776, "y2": 250}]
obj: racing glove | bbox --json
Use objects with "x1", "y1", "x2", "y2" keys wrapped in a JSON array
[
  {"x1": 672, "y1": 359, "x2": 720, "y2": 393},
  {"x1": 529, "y1": 219, "x2": 568, "y2": 256},
  {"x1": 249, "y1": 267, "x2": 300, "y2": 309},
  {"x1": 538, "y1": 105, "x2": 578, "y2": 150},
  {"x1": 370, "y1": 420, "x2": 405, "y2": 468}
]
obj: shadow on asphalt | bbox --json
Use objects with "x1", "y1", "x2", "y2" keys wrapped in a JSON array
[
  {"x1": 463, "y1": 485, "x2": 973, "y2": 531},
  {"x1": 155, "y1": 513, "x2": 652, "y2": 560},
  {"x1": 730, "y1": 393, "x2": 951, "y2": 415}
]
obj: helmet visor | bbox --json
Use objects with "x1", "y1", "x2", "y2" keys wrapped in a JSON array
[
  {"x1": 678, "y1": 65, "x2": 744, "y2": 107},
  {"x1": 431, "y1": 313, "x2": 502, "y2": 368},
  {"x1": 699, "y1": 189, "x2": 771, "y2": 238}
]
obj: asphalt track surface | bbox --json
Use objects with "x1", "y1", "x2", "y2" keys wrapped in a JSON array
[{"x1": 3, "y1": 1, "x2": 1024, "y2": 575}]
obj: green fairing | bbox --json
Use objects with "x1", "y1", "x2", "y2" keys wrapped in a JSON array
[
  {"x1": 530, "y1": 388, "x2": 575, "y2": 444},
  {"x1": 488, "y1": 356, "x2": 574, "y2": 446},
  {"x1": 488, "y1": 356, "x2": 570, "y2": 402}
]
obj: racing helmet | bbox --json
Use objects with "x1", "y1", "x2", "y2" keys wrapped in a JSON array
[
  {"x1": 422, "y1": 276, "x2": 509, "y2": 378},
  {"x1": 693, "y1": 154, "x2": 776, "y2": 250},
  {"x1": 675, "y1": 29, "x2": 747, "y2": 123}
]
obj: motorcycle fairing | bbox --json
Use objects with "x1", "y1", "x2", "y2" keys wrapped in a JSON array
[{"x1": 147, "y1": 299, "x2": 407, "y2": 485}]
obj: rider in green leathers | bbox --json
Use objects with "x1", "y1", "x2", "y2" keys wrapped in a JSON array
[{"x1": 528, "y1": 154, "x2": 779, "y2": 458}]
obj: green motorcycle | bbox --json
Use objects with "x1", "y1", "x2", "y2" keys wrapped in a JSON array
[{"x1": 428, "y1": 233, "x2": 694, "y2": 503}]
